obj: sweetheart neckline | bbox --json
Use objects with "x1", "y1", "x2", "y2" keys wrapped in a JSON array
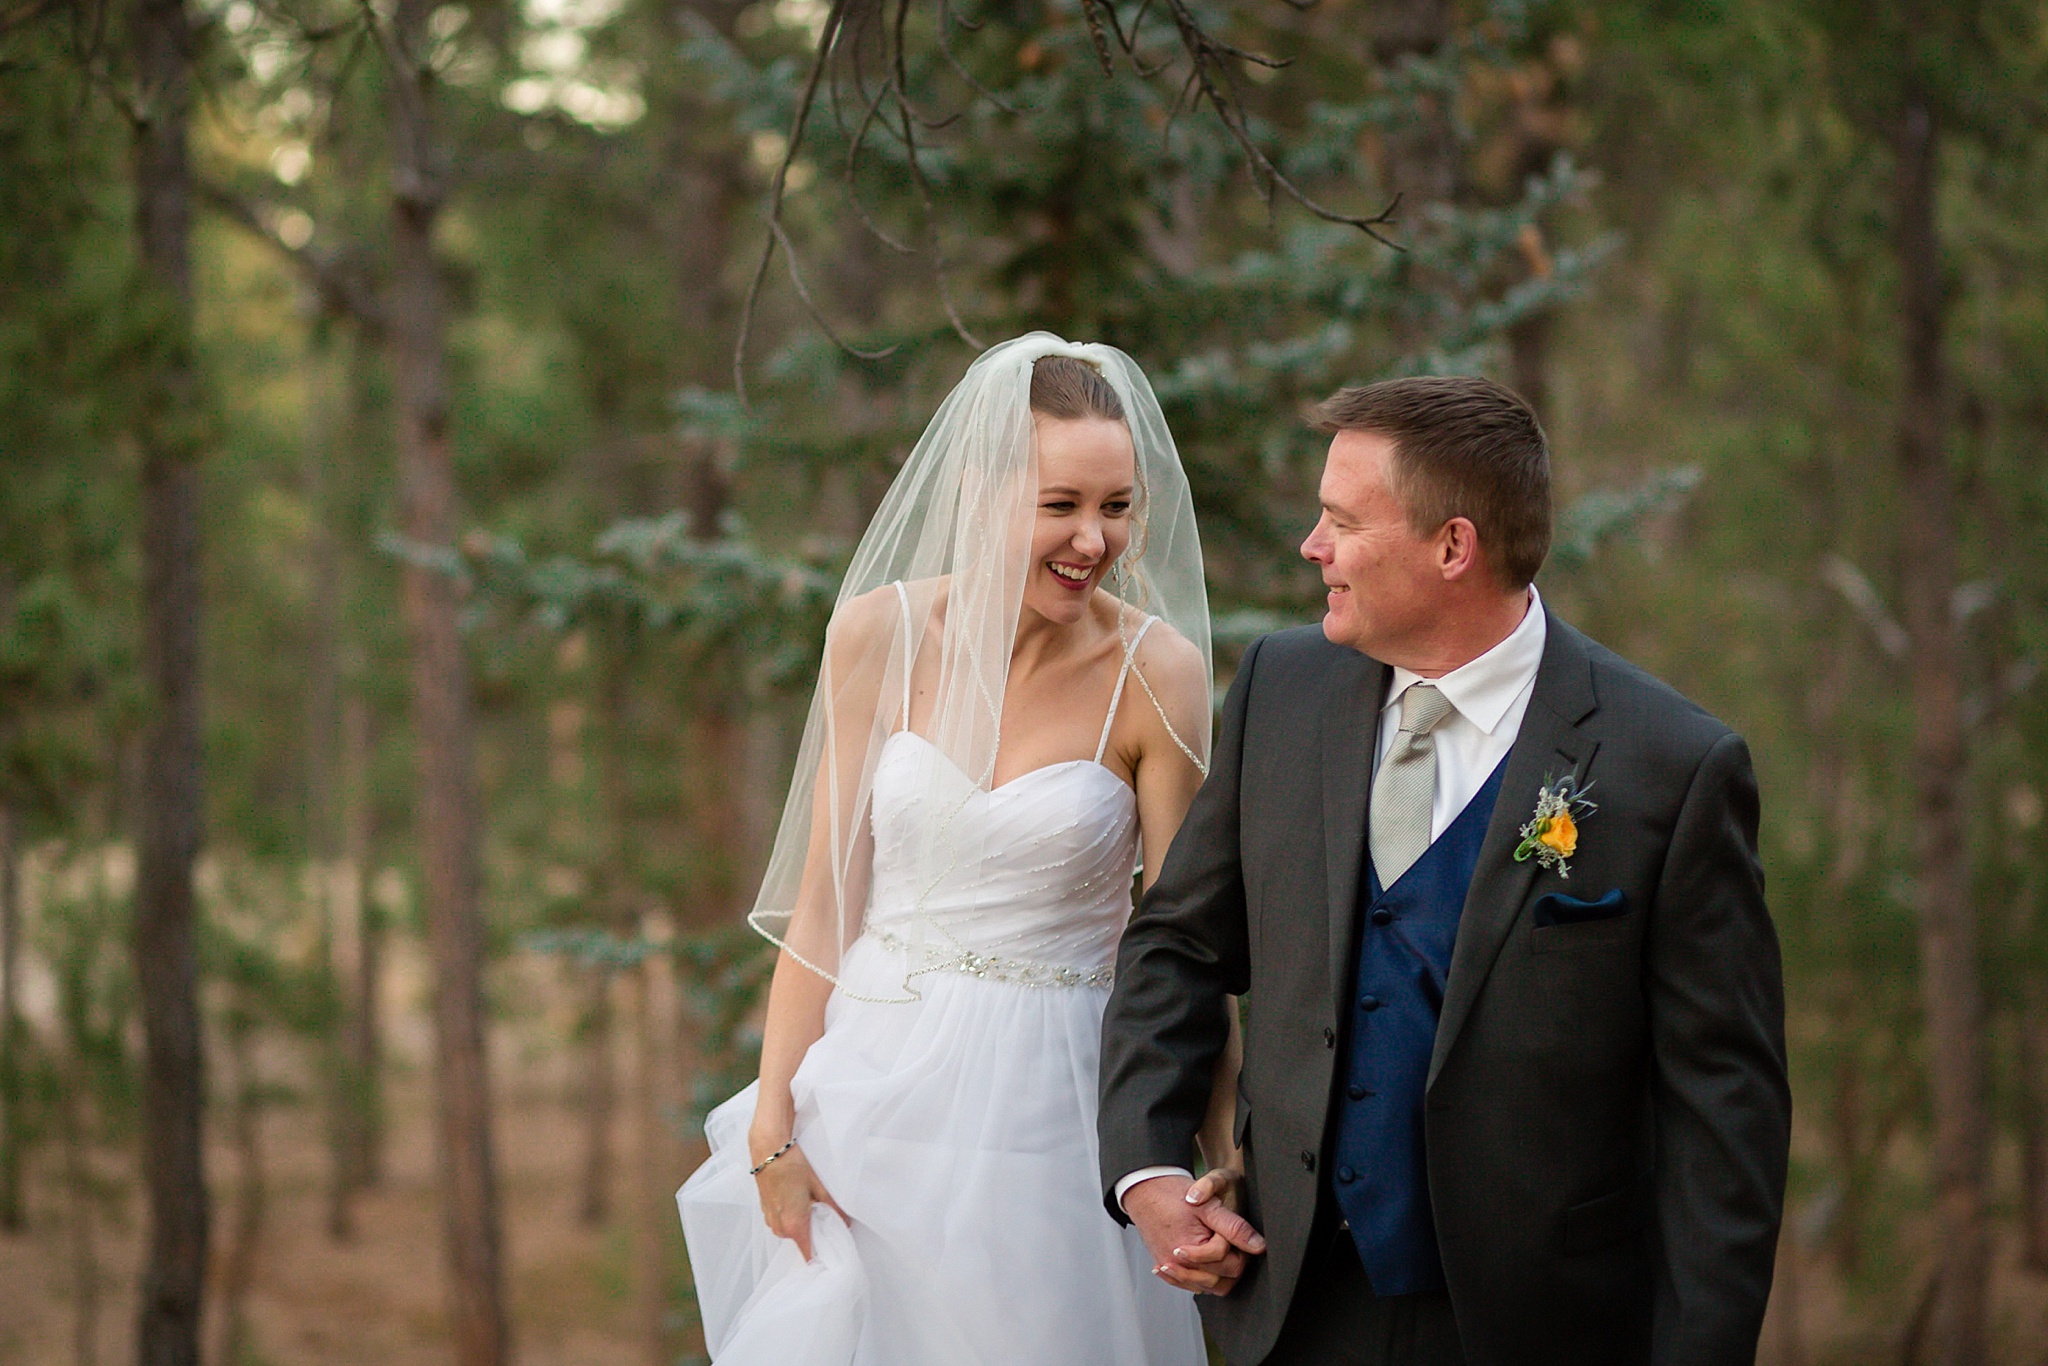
[{"x1": 883, "y1": 729, "x2": 1137, "y2": 800}]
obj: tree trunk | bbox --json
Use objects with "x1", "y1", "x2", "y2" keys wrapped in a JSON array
[
  {"x1": 211, "y1": 1012, "x2": 267, "y2": 1366},
  {"x1": 2021, "y1": 973, "x2": 2048, "y2": 1270},
  {"x1": 1828, "y1": 1046, "x2": 1865, "y2": 1272},
  {"x1": 1363, "y1": 0, "x2": 1457, "y2": 355},
  {"x1": 61, "y1": 1044, "x2": 98, "y2": 1366},
  {"x1": 1506, "y1": 314, "x2": 1551, "y2": 419},
  {"x1": 128, "y1": 1, "x2": 210, "y2": 1361},
  {"x1": 339, "y1": 691, "x2": 386, "y2": 1191},
  {"x1": 1365, "y1": 0, "x2": 1457, "y2": 207},
  {"x1": 304, "y1": 339, "x2": 356, "y2": 1243},
  {"x1": 0, "y1": 801, "x2": 23, "y2": 1231},
  {"x1": 1765, "y1": 1225, "x2": 1805, "y2": 1366},
  {"x1": 591, "y1": 650, "x2": 666, "y2": 1360},
  {"x1": 351, "y1": 870, "x2": 388, "y2": 1189},
  {"x1": 632, "y1": 958, "x2": 668, "y2": 1366},
  {"x1": 577, "y1": 968, "x2": 616, "y2": 1228},
  {"x1": 1892, "y1": 76, "x2": 1987, "y2": 1366},
  {"x1": 384, "y1": 0, "x2": 508, "y2": 1359},
  {"x1": 680, "y1": 444, "x2": 740, "y2": 934}
]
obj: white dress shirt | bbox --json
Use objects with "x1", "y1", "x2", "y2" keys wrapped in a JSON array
[
  {"x1": 1374, "y1": 585, "x2": 1546, "y2": 846},
  {"x1": 1114, "y1": 590, "x2": 1548, "y2": 1212}
]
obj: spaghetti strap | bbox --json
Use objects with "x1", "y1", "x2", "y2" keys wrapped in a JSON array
[
  {"x1": 892, "y1": 582, "x2": 913, "y2": 727},
  {"x1": 1094, "y1": 616, "x2": 1157, "y2": 765}
]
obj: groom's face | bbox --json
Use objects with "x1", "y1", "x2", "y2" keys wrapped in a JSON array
[{"x1": 1302, "y1": 430, "x2": 1443, "y2": 660}]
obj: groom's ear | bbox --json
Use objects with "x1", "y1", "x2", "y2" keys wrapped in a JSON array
[{"x1": 1436, "y1": 515, "x2": 1485, "y2": 581}]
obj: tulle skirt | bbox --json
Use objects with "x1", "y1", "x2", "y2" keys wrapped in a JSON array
[{"x1": 676, "y1": 934, "x2": 1206, "y2": 1365}]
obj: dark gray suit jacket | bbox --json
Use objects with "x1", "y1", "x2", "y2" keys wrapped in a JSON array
[{"x1": 1099, "y1": 611, "x2": 1789, "y2": 1365}]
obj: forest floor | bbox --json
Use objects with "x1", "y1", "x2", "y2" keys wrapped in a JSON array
[
  {"x1": 0, "y1": 1053, "x2": 706, "y2": 1366},
  {"x1": 7, "y1": 1040, "x2": 2048, "y2": 1365}
]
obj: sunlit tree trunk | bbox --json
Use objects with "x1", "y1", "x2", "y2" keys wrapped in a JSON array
[
  {"x1": 384, "y1": 0, "x2": 508, "y2": 1359},
  {"x1": 128, "y1": 0, "x2": 210, "y2": 1361},
  {"x1": 1892, "y1": 63, "x2": 1987, "y2": 1366}
]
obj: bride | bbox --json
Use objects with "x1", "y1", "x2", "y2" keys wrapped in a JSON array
[{"x1": 677, "y1": 333, "x2": 1237, "y2": 1363}]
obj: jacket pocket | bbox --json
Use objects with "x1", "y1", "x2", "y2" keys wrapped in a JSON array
[
  {"x1": 1531, "y1": 888, "x2": 1629, "y2": 928},
  {"x1": 1528, "y1": 911, "x2": 1637, "y2": 956},
  {"x1": 1561, "y1": 1184, "x2": 1648, "y2": 1255}
]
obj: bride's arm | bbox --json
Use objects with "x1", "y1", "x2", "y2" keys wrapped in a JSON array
[
  {"x1": 748, "y1": 596, "x2": 890, "y2": 1256},
  {"x1": 749, "y1": 788, "x2": 874, "y2": 1165},
  {"x1": 1196, "y1": 1006, "x2": 1243, "y2": 1173}
]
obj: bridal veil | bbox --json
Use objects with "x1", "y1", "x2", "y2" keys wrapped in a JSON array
[{"x1": 746, "y1": 332, "x2": 1211, "y2": 999}]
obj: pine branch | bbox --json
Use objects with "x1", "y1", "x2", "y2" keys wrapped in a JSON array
[
  {"x1": 195, "y1": 178, "x2": 386, "y2": 332},
  {"x1": 731, "y1": 0, "x2": 1403, "y2": 399}
]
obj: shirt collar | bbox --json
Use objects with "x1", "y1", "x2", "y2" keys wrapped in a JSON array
[{"x1": 1384, "y1": 586, "x2": 1548, "y2": 737}]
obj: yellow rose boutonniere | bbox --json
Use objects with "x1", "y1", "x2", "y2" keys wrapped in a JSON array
[{"x1": 1514, "y1": 775, "x2": 1596, "y2": 878}]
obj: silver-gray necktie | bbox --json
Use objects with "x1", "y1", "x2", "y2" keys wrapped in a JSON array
[{"x1": 1369, "y1": 683, "x2": 1456, "y2": 887}]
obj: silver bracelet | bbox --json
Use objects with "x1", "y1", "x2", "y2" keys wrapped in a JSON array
[{"x1": 749, "y1": 1140, "x2": 795, "y2": 1177}]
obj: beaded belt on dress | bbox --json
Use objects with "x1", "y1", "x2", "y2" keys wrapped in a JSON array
[{"x1": 868, "y1": 927, "x2": 1114, "y2": 989}]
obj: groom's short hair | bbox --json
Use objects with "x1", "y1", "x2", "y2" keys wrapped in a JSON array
[{"x1": 1312, "y1": 375, "x2": 1551, "y2": 589}]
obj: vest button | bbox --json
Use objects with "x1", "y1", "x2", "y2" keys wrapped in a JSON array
[
  {"x1": 1347, "y1": 1083, "x2": 1367, "y2": 1100},
  {"x1": 1337, "y1": 1165, "x2": 1357, "y2": 1184},
  {"x1": 1370, "y1": 907, "x2": 1394, "y2": 926},
  {"x1": 1322, "y1": 1026, "x2": 1336, "y2": 1048},
  {"x1": 1300, "y1": 1150, "x2": 1317, "y2": 1172},
  {"x1": 1359, "y1": 994, "x2": 1382, "y2": 1012}
]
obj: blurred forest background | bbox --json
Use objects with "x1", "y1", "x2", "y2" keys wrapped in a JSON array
[{"x1": 2, "y1": 0, "x2": 2046, "y2": 1363}]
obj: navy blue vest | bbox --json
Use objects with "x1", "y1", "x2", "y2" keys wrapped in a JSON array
[{"x1": 1330, "y1": 753, "x2": 1510, "y2": 1296}]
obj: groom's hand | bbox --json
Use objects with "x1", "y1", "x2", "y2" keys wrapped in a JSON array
[{"x1": 1123, "y1": 1173, "x2": 1266, "y2": 1296}]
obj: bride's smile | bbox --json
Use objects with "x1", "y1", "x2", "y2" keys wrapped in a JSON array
[{"x1": 1024, "y1": 412, "x2": 1136, "y2": 627}]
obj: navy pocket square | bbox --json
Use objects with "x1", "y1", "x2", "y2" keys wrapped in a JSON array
[{"x1": 1532, "y1": 888, "x2": 1629, "y2": 928}]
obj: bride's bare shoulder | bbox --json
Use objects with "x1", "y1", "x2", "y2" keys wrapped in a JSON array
[
  {"x1": 1131, "y1": 616, "x2": 1202, "y2": 678},
  {"x1": 1130, "y1": 618, "x2": 1208, "y2": 718},
  {"x1": 826, "y1": 576, "x2": 953, "y2": 651},
  {"x1": 828, "y1": 585, "x2": 899, "y2": 640}
]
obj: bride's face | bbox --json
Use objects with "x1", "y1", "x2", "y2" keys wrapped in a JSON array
[{"x1": 1023, "y1": 416, "x2": 1136, "y2": 627}]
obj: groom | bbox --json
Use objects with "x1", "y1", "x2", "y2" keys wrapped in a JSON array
[{"x1": 1098, "y1": 376, "x2": 1790, "y2": 1365}]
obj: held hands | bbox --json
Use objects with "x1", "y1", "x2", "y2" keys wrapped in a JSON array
[
  {"x1": 751, "y1": 1133, "x2": 847, "y2": 1261},
  {"x1": 1123, "y1": 1167, "x2": 1265, "y2": 1297}
]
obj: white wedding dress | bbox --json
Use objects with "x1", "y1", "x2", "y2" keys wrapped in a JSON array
[{"x1": 678, "y1": 614, "x2": 1205, "y2": 1365}]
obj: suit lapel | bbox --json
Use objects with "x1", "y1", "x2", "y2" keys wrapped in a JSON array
[
  {"x1": 1427, "y1": 609, "x2": 1600, "y2": 1090},
  {"x1": 1322, "y1": 650, "x2": 1387, "y2": 1022}
]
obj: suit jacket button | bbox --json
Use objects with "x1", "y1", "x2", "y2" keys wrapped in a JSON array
[
  {"x1": 1337, "y1": 1166, "x2": 1357, "y2": 1184},
  {"x1": 1322, "y1": 1026, "x2": 1336, "y2": 1048},
  {"x1": 1347, "y1": 1083, "x2": 1367, "y2": 1100},
  {"x1": 1300, "y1": 1150, "x2": 1317, "y2": 1172},
  {"x1": 1358, "y1": 994, "x2": 1381, "y2": 1012},
  {"x1": 1370, "y1": 907, "x2": 1394, "y2": 926}
]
